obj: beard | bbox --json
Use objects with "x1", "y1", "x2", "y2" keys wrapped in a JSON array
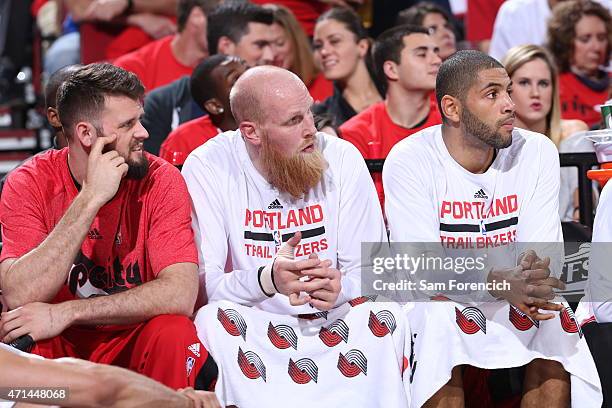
[
  {"x1": 461, "y1": 106, "x2": 513, "y2": 149},
  {"x1": 97, "y1": 127, "x2": 149, "y2": 180},
  {"x1": 126, "y1": 153, "x2": 149, "y2": 180},
  {"x1": 260, "y1": 133, "x2": 327, "y2": 199}
]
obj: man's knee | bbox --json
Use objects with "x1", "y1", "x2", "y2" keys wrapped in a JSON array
[
  {"x1": 424, "y1": 366, "x2": 465, "y2": 408},
  {"x1": 526, "y1": 359, "x2": 569, "y2": 382}
]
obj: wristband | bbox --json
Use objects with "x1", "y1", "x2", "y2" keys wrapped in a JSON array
[
  {"x1": 258, "y1": 265, "x2": 276, "y2": 297},
  {"x1": 270, "y1": 260, "x2": 280, "y2": 293}
]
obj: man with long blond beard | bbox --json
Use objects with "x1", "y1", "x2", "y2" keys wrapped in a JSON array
[{"x1": 182, "y1": 66, "x2": 411, "y2": 408}]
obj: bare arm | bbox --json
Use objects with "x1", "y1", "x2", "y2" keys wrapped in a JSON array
[
  {"x1": 0, "y1": 263, "x2": 198, "y2": 344},
  {"x1": 0, "y1": 192, "x2": 99, "y2": 310},
  {"x1": 72, "y1": 0, "x2": 179, "y2": 23},
  {"x1": 131, "y1": 0, "x2": 179, "y2": 15},
  {"x1": 65, "y1": 262, "x2": 198, "y2": 325},
  {"x1": 0, "y1": 346, "x2": 217, "y2": 407},
  {"x1": 0, "y1": 136, "x2": 127, "y2": 310}
]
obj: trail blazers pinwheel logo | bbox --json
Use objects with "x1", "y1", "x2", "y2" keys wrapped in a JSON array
[
  {"x1": 217, "y1": 308, "x2": 247, "y2": 340},
  {"x1": 319, "y1": 319, "x2": 349, "y2": 347},
  {"x1": 237, "y1": 347, "x2": 266, "y2": 382},
  {"x1": 368, "y1": 310, "x2": 397, "y2": 337},
  {"x1": 560, "y1": 306, "x2": 583, "y2": 338},
  {"x1": 297, "y1": 311, "x2": 328, "y2": 320},
  {"x1": 337, "y1": 349, "x2": 368, "y2": 377},
  {"x1": 455, "y1": 306, "x2": 486, "y2": 334},
  {"x1": 267, "y1": 322, "x2": 298, "y2": 350},
  {"x1": 349, "y1": 295, "x2": 378, "y2": 307},
  {"x1": 288, "y1": 358, "x2": 318, "y2": 384},
  {"x1": 509, "y1": 305, "x2": 539, "y2": 331}
]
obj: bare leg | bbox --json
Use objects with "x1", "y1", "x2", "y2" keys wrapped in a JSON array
[
  {"x1": 522, "y1": 359, "x2": 570, "y2": 408},
  {"x1": 423, "y1": 366, "x2": 465, "y2": 408}
]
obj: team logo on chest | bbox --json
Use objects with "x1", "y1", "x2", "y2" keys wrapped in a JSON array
[
  {"x1": 243, "y1": 204, "x2": 328, "y2": 259},
  {"x1": 439, "y1": 194, "x2": 519, "y2": 248}
]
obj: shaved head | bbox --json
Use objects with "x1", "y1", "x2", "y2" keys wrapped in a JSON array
[
  {"x1": 231, "y1": 65, "x2": 323, "y2": 198},
  {"x1": 230, "y1": 65, "x2": 308, "y2": 124}
]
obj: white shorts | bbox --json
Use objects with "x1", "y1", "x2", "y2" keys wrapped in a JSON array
[
  {"x1": 406, "y1": 300, "x2": 602, "y2": 407},
  {"x1": 194, "y1": 297, "x2": 411, "y2": 408}
]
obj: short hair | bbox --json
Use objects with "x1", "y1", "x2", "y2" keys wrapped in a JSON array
[
  {"x1": 435, "y1": 50, "x2": 504, "y2": 121},
  {"x1": 373, "y1": 24, "x2": 429, "y2": 88},
  {"x1": 56, "y1": 63, "x2": 145, "y2": 139},
  {"x1": 316, "y1": 7, "x2": 369, "y2": 42},
  {"x1": 190, "y1": 54, "x2": 232, "y2": 108},
  {"x1": 547, "y1": 0, "x2": 612, "y2": 73},
  {"x1": 264, "y1": 4, "x2": 319, "y2": 86},
  {"x1": 177, "y1": 0, "x2": 222, "y2": 32},
  {"x1": 502, "y1": 45, "x2": 562, "y2": 145},
  {"x1": 45, "y1": 64, "x2": 82, "y2": 109},
  {"x1": 396, "y1": 1, "x2": 452, "y2": 27},
  {"x1": 207, "y1": 2, "x2": 274, "y2": 55}
]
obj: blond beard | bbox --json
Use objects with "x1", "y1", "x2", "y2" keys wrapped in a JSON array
[{"x1": 260, "y1": 133, "x2": 327, "y2": 199}]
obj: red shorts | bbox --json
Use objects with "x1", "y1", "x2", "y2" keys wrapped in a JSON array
[{"x1": 31, "y1": 314, "x2": 216, "y2": 390}]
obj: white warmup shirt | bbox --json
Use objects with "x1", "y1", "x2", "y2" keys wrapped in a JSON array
[
  {"x1": 182, "y1": 130, "x2": 387, "y2": 315},
  {"x1": 184, "y1": 131, "x2": 410, "y2": 408},
  {"x1": 384, "y1": 125, "x2": 563, "y2": 267},
  {"x1": 383, "y1": 125, "x2": 601, "y2": 408}
]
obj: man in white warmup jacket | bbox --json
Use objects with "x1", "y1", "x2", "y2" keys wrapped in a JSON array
[
  {"x1": 384, "y1": 50, "x2": 601, "y2": 407},
  {"x1": 183, "y1": 66, "x2": 410, "y2": 408}
]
